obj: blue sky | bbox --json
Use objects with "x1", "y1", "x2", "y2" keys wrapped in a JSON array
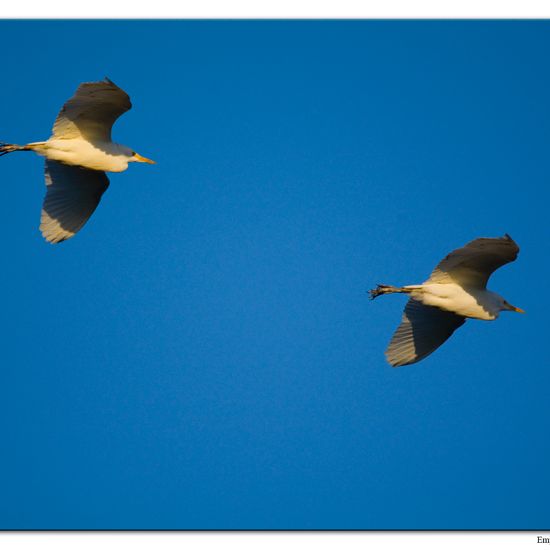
[{"x1": 0, "y1": 20, "x2": 548, "y2": 529}]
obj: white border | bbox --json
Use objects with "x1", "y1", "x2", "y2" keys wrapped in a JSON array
[
  {"x1": 0, "y1": 532, "x2": 548, "y2": 550},
  {"x1": 2, "y1": 0, "x2": 550, "y2": 19}
]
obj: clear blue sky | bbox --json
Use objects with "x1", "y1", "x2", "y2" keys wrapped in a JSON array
[{"x1": 0, "y1": 20, "x2": 548, "y2": 529}]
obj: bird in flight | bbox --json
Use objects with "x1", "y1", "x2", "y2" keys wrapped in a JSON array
[
  {"x1": 0, "y1": 78, "x2": 155, "y2": 243},
  {"x1": 369, "y1": 234, "x2": 524, "y2": 367}
]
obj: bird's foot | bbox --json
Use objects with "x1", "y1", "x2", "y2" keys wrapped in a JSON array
[
  {"x1": 368, "y1": 284, "x2": 404, "y2": 300},
  {"x1": 0, "y1": 143, "x2": 20, "y2": 157},
  {"x1": 368, "y1": 284, "x2": 387, "y2": 300}
]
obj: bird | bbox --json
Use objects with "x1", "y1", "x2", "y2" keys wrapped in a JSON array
[
  {"x1": 0, "y1": 77, "x2": 155, "y2": 243},
  {"x1": 369, "y1": 234, "x2": 524, "y2": 367}
]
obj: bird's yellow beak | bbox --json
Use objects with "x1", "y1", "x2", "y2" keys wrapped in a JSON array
[
  {"x1": 133, "y1": 153, "x2": 156, "y2": 164},
  {"x1": 507, "y1": 303, "x2": 525, "y2": 314}
]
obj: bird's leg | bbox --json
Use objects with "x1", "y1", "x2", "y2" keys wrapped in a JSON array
[
  {"x1": 368, "y1": 284, "x2": 412, "y2": 300},
  {"x1": 0, "y1": 142, "x2": 32, "y2": 157}
]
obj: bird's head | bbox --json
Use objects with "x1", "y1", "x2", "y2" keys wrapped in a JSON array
[
  {"x1": 118, "y1": 145, "x2": 155, "y2": 164},
  {"x1": 501, "y1": 298, "x2": 525, "y2": 314},
  {"x1": 129, "y1": 150, "x2": 155, "y2": 164}
]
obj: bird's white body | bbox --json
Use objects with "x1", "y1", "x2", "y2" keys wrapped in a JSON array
[
  {"x1": 405, "y1": 283, "x2": 504, "y2": 320},
  {"x1": 29, "y1": 139, "x2": 134, "y2": 173}
]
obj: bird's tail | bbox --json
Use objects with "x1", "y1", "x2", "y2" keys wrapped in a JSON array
[{"x1": 368, "y1": 284, "x2": 411, "y2": 300}]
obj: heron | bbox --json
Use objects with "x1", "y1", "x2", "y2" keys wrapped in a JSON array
[
  {"x1": 369, "y1": 234, "x2": 524, "y2": 367},
  {"x1": 0, "y1": 77, "x2": 155, "y2": 243}
]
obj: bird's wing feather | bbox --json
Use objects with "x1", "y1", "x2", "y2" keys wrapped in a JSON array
[
  {"x1": 40, "y1": 160, "x2": 109, "y2": 244},
  {"x1": 427, "y1": 234, "x2": 519, "y2": 288},
  {"x1": 385, "y1": 299, "x2": 466, "y2": 367},
  {"x1": 51, "y1": 78, "x2": 131, "y2": 141}
]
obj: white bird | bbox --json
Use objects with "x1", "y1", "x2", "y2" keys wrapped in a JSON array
[
  {"x1": 0, "y1": 78, "x2": 155, "y2": 243},
  {"x1": 369, "y1": 235, "x2": 524, "y2": 367}
]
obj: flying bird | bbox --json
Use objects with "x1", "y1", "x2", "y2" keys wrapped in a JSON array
[
  {"x1": 0, "y1": 78, "x2": 155, "y2": 243},
  {"x1": 369, "y1": 235, "x2": 524, "y2": 367}
]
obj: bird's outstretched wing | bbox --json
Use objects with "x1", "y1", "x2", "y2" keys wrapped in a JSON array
[
  {"x1": 426, "y1": 234, "x2": 519, "y2": 288},
  {"x1": 51, "y1": 78, "x2": 131, "y2": 141},
  {"x1": 40, "y1": 160, "x2": 109, "y2": 244},
  {"x1": 385, "y1": 299, "x2": 466, "y2": 367}
]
